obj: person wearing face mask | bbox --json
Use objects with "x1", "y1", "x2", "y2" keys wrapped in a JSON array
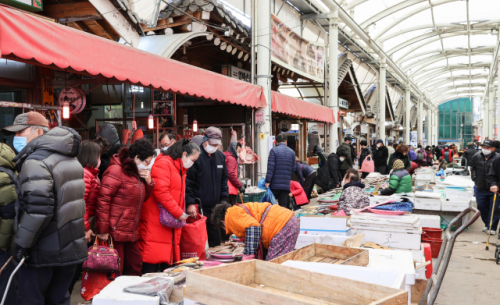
[
  {"x1": 68, "y1": 140, "x2": 102, "y2": 295},
  {"x1": 374, "y1": 139, "x2": 389, "y2": 174},
  {"x1": 387, "y1": 144, "x2": 412, "y2": 172},
  {"x1": 160, "y1": 132, "x2": 176, "y2": 152},
  {"x1": 224, "y1": 142, "x2": 245, "y2": 205},
  {"x1": 462, "y1": 142, "x2": 477, "y2": 170},
  {"x1": 2, "y1": 112, "x2": 88, "y2": 305},
  {"x1": 386, "y1": 140, "x2": 395, "y2": 165},
  {"x1": 337, "y1": 169, "x2": 370, "y2": 215},
  {"x1": 96, "y1": 138, "x2": 155, "y2": 276},
  {"x1": 139, "y1": 139, "x2": 200, "y2": 274},
  {"x1": 379, "y1": 159, "x2": 412, "y2": 195},
  {"x1": 336, "y1": 136, "x2": 354, "y2": 178},
  {"x1": 470, "y1": 140, "x2": 500, "y2": 235},
  {"x1": 186, "y1": 127, "x2": 229, "y2": 247},
  {"x1": 440, "y1": 144, "x2": 454, "y2": 163}
]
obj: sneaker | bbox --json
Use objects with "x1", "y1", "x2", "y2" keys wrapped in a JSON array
[
  {"x1": 483, "y1": 227, "x2": 489, "y2": 233},
  {"x1": 487, "y1": 230, "x2": 497, "y2": 235}
]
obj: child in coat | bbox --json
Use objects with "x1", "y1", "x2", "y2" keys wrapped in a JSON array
[{"x1": 290, "y1": 180, "x2": 309, "y2": 209}]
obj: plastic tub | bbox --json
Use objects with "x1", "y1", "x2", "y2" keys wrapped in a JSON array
[
  {"x1": 421, "y1": 238, "x2": 443, "y2": 258},
  {"x1": 422, "y1": 227, "x2": 443, "y2": 239}
]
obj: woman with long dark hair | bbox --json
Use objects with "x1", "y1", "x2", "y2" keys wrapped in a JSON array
[{"x1": 139, "y1": 139, "x2": 200, "y2": 274}]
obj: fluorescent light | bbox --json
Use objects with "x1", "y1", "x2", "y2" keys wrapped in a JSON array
[{"x1": 310, "y1": 0, "x2": 330, "y2": 12}]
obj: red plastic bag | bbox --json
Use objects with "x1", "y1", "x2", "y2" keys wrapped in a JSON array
[
  {"x1": 180, "y1": 213, "x2": 208, "y2": 260},
  {"x1": 80, "y1": 271, "x2": 113, "y2": 301},
  {"x1": 360, "y1": 155, "x2": 375, "y2": 173}
]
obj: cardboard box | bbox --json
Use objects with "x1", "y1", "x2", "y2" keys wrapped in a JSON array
[{"x1": 300, "y1": 215, "x2": 352, "y2": 236}]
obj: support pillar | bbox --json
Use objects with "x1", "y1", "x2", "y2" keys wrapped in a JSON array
[
  {"x1": 429, "y1": 108, "x2": 433, "y2": 146},
  {"x1": 256, "y1": 0, "x2": 272, "y2": 179},
  {"x1": 426, "y1": 107, "x2": 431, "y2": 146},
  {"x1": 418, "y1": 97, "x2": 423, "y2": 145},
  {"x1": 497, "y1": 72, "x2": 500, "y2": 140},
  {"x1": 328, "y1": 8, "x2": 339, "y2": 153},
  {"x1": 435, "y1": 107, "x2": 439, "y2": 145},
  {"x1": 489, "y1": 87, "x2": 494, "y2": 140},
  {"x1": 379, "y1": 57, "x2": 387, "y2": 143},
  {"x1": 404, "y1": 85, "x2": 411, "y2": 144}
]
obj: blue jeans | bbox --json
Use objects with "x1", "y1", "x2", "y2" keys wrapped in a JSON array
[{"x1": 475, "y1": 189, "x2": 500, "y2": 230}]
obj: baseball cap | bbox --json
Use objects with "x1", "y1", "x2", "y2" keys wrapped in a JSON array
[
  {"x1": 344, "y1": 135, "x2": 353, "y2": 141},
  {"x1": 483, "y1": 139, "x2": 495, "y2": 147},
  {"x1": 204, "y1": 126, "x2": 222, "y2": 145},
  {"x1": 2, "y1": 111, "x2": 49, "y2": 133}
]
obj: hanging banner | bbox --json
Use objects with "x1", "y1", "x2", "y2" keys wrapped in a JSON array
[{"x1": 271, "y1": 15, "x2": 325, "y2": 83}]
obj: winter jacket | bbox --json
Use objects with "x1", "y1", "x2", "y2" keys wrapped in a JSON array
[
  {"x1": 409, "y1": 149, "x2": 417, "y2": 161},
  {"x1": 83, "y1": 166, "x2": 100, "y2": 232},
  {"x1": 387, "y1": 152, "x2": 411, "y2": 171},
  {"x1": 374, "y1": 145, "x2": 389, "y2": 167},
  {"x1": 486, "y1": 156, "x2": 500, "y2": 190},
  {"x1": 224, "y1": 151, "x2": 242, "y2": 196},
  {"x1": 0, "y1": 144, "x2": 17, "y2": 249},
  {"x1": 96, "y1": 123, "x2": 122, "y2": 180},
  {"x1": 225, "y1": 202, "x2": 294, "y2": 249},
  {"x1": 389, "y1": 169, "x2": 413, "y2": 193},
  {"x1": 313, "y1": 145, "x2": 328, "y2": 168},
  {"x1": 471, "y1": 151, "x2": 499, "y2": 191},
  {"x1": 295, "y1": 162, "x2": 315, "y2": 186},
  {"x1": 13, "y1": 127, "x2": 87, "y2": 267},
  {"x1": 462, "y1": 148, "x2": 476, "y2": 167},
  {"x1": 139, "y1": 154, "x2": 187, "y2": 265},
  {"x1": 386, "y1": 146, "x2": 395, "y2": 165},
  {"x1": 441, "y1": 148, "x2": 453, "y2": 163},
  {"x1": 290, "y1": 181, "x2": 309, "y2": 206},
  {"x1": 96, "y1": 147, "x2": 154, "y2": 242},
  {"x1": 337, "y1": 143, "x2": 353, "y2": 170},
  {"x1": 315, "y1": 153, "x2": 341, "y2": 191},
  {"x1": 359, "y1": 147, "x2": 373, "y2": 169},
  {"x1": 434, "y1": 147, "x2": 442, "y2": 159},
  {"x1": 265, "y1": 143, "x2": 296, "y2": 191},
  {"x1": 425, "y1": 149, "x2": 434, "y2": 163},
  {"x1": 186, "y1": 145, "x2": 229, "y2": 211},
  {"x1": 338, "y1": 180, "x2": 369, "y2": 215}
]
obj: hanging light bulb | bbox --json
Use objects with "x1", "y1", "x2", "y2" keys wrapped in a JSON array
[
  {"x1": 193, "y1": 119, "x2": 198, "y2": 132},
  {"x1": 62, "y1": 101, "x2": 70, "y2": 119},
  {"x1": 148, "y1": 113, "x2": 154, "y2": 129}
]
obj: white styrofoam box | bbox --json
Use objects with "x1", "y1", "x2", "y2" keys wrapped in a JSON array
[
  {"x1": 409, "y1": 244, "x2": 424, "y2": 263},
  {"x1": 444, "y1": 188, "x2": 473, "y2": 200},
  {"x1": 441, "y1": 199, "x2": 470, "y2": 212},
  {"x1": 415, "y1": 179, "x2": 429, "y2": 187},
  {"x1": 356, "y1": 228, "x2": 422, "y2": 250},
  {"x1": 350, "y1": 214, "x2": 421, "y2": 233},
  {"x1": 414, "y1": 197, "x2": 443, "y2": 211},
  {"x1": 282, "y1": 261, "x2": 406, "y2": 290},
  {"x1": 295, "y1": 234, "x2": 333, "y2": 249},
  {"x1": 415, "y1": 257, "x2": 427, "y2": 280},
  {"x1": 300, "y1": 215, "x2": 352, "y2": 236},
  {"x1": 93, "y1": 276, "x2": 159, "y2": 305},
  {"x1": 414, "y1": 214, "x2": 441, "y2": 228}
]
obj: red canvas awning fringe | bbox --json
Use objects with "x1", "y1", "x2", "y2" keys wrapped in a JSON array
[
  {"x1": 0, "y1": 5, "x2": 266, "y2": 108},
  {"x1": 271, "y1": 91, "x2": 335, "y2": 123}
]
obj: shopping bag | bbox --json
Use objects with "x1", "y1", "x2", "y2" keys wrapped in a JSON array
[
  {"x1": 260, "y1": 188, "x2": 277, "y2": 205},
  {"x1": 180, "y1": 212, "x2": 208, "y2": 260},
  {"x1": 80, "y1": 271, "x2": 113, "y2": 301},
  {"x1": 360, "y1": 155, "x2": 375, "y2": 173},
  {"x1": 257, "y1": 178, "x2": 267, "y2": 190}
]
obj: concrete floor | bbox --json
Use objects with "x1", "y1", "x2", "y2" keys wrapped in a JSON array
[{"x1": 70, "y1": 200, "x2": 499, "y2": 305}]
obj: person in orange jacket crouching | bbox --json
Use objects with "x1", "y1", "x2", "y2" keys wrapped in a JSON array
[{"x1": 211, "y1": 202, "x2": 299, "y2": 261}]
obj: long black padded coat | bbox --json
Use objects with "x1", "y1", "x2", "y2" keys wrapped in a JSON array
[{"x1": 13, "y1": 126, "x2": 87, "y2": 267}]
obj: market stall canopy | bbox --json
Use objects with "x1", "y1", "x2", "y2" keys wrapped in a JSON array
[
  {"x1": 0, "y1": 5, "x2": 266, "y2": 108},
  {"x1": 271, "y1": 91, "x2": 335, "y2": 123}
]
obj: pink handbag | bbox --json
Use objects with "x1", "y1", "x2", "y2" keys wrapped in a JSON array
[
  {"x1": 360, "y1": 155, "x2": 375, "y2": 173},
  {"x1": 82, "y1": 237, "x2": 120, "y2": 274}
]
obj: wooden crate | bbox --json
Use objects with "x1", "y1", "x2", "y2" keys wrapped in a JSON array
[
  {"x1": 269, "y1": 243, "x2": 369, "y2": 266},
  {"x1": 185, "y1": 260, "x2": 408, "y2": 305}
]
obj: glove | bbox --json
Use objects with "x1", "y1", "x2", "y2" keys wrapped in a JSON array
[
  {"x1": 239, "y1": 186, "x2": 245, "y2": 193},
  {"x1": 12, "y1": 244, "x2": 28, "y2": 263},
  {"x1": 242, "y1": 254, "x2": 255, "y2": 261}
]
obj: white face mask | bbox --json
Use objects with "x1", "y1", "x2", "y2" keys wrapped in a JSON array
[
  {"x1": 137, "y1": 163, "x2": 149, "y2": 171},
  {"x1": 377, "y1": 144, "x2": 382, "y2": 148},
  {"x1": 205, "y1": 144, "x2": 218, "y2": 154},
  {"x1": 339, "y1": 157, "x2": 345, "y2": 162},
  {"x1": 183, "y1": 159, "x2": 194, "y2": 169},
  {"x1": 483, "y1": 149, "x2": 492, "y2": 155},
  {"x1": 341, "y1": 180, "x2": 346, "y2": 187}
]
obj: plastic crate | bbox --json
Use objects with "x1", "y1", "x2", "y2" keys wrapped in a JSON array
[{"x1": 243, "y1": 191, "x2": 266, "y2": 202}]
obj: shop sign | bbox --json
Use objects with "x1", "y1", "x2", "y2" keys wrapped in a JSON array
[
  {"x1": 291, "y1": 124, "x2": 299, "y2": 131},
  {"x1": 58, "y1": 87, "x2": 86, "y2": 114},
  {"x1": 222, "y1": 65, "x2": 250, "y2": 83},
  {"x1": 271, "y1": 14, "x2": 325, "y2": 83},
  {"x1": 183, "y1": 114, "x2": 188, "y2": 126},
  {"x1": 255, "y1": 108, "x2": 265, "y2": 124},
  {"x1": 339, "y1": 97, "x2": 349, "y2": 110},
  {"x1": 360, "y1": 123, "x2": 368, "y2": 134},
  {"x1": 317, "y1": 123, "x2": 324, "y2": 129},
  {"x1": 0, "y1": 0, "x2": 42, "y2": 11}
]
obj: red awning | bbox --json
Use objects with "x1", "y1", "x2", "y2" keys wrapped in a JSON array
[
  {"x1": 0, "y1": 6, "x2": 266, "y2": 108},
  {"x1": 271, "y1": 91, "x2": 335, "y2": 123}
]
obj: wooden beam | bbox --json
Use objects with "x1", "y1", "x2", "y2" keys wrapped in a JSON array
[
  {"x1": 42, "y1": 2, "x2": 99, "y2": 19},
  {"x1": 143, "y1": 15, "x2": 193, "y2": 32},
  {"x1": 97, "y1": 19, "x2": 120, "y2": 41},
  {"x1": 207, "y1": 28, "x2": 249, "y2": 54},
  {"x1": 89, "y1": 0, "x2": 141, "y2": 47},
  {"x1": 83, "y1": 19, "x2": 113, "y2": 40}
]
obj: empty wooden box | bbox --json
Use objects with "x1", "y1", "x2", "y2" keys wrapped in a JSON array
[
  {"x1": 270, "y1": 243, "x2": 369, "y2": 266},
  {"x1": 185, "y1": 260, "x2": 407, "y2": 305}
]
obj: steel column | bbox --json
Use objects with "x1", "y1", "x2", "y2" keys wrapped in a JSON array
[
  {"x1": 418, "y1": 97, "x2": 423, "y2": 145},
  {"x1": 328, "y1": 8, "x2": 339, "y2": 153},
  {"x1": 379, "y1": 57, "x2": 387, "y2": 142},
  {"x1": 404, "y1": 85, "x2": 411, "y2": 144},
  {"x1": 489, "y1": 87, "x2": 494, "y2": 139}
]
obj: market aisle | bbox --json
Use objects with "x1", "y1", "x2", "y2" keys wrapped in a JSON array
[{"x1": 70, "y1": 285, "x2": 84, "y2": 305}]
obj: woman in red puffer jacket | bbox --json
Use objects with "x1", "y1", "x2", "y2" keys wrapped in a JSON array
[
  {"x1": 223, "y1": 142, "x2": 244, "y2": 205},
  {"x1": 139, "y1": 139, "x2": 200, "y2": 274},
  {"x1": 290, "y1": 180, "x2": 309, "y2": 208},
  {"x1": 96, "y1": 139, "x2": 156, "y2": 276}
]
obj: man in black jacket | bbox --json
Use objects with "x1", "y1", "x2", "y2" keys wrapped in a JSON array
[
  {"x1": 186, "y1": 127, "x2": 229, "y2": 247},
  {"x1": 472, "y1": 140, "x2": 500, "y2": 235},
  {"x1": 314, "y1": 151, "x2": 341, "y2": 192},
  {"x1": 462, "y1": 142, "x2": 476, "y2": 170},
  {"x1": 374, "y1": 139, "x2": 389, "y2": 174},
  {"x1": 3, "y1": 112, "x2": 87, "y2": 305}
]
